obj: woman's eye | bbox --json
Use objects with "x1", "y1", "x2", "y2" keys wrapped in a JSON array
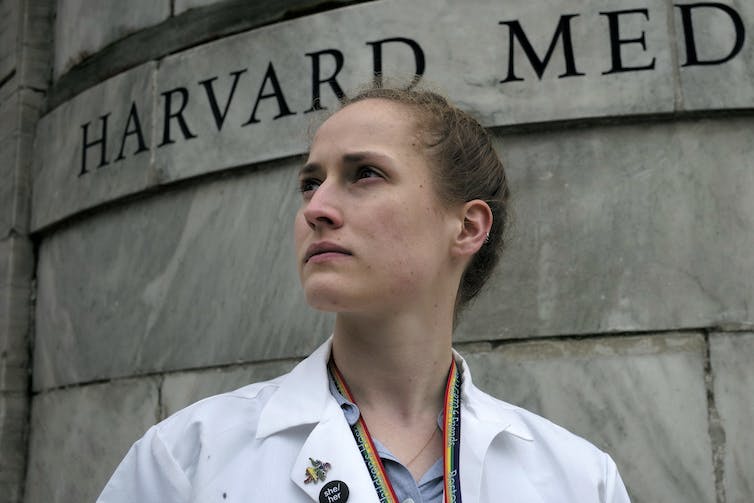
[
  {"x1": 299, "y1": 178, "x2": 320, "y2": 195},
  {"x1": 355, "y1": 166, "x2": 381, "y2": 180}
]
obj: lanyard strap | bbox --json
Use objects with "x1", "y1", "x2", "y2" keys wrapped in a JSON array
[{"x1": 327, "y1": 358, "x2": 462, "y2": 503}]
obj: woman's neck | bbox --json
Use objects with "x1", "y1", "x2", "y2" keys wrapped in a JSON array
[{"x1": 331, "y1": 312, "x2": 454, "y2": 426}]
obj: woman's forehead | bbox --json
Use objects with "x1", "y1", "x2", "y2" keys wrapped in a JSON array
[{"x1": 312, "y1": 99, "x2": 420, "y2": 148}]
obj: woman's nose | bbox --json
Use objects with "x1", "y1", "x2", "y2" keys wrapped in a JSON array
[{"x1": 302, "y1": 182, "x2": 344, "y2": 230}]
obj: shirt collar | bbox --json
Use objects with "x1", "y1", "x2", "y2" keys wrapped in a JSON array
[{"x1": 326, "y1": 364, "x2": 446, "y2": 430}]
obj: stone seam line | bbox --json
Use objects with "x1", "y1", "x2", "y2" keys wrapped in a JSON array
[
  {"x1": 703, "y1": 331, "x2": 727, "y2": 503},
  {"x1": 28, "y1": 326, "x2": 741, "y2": 393}
]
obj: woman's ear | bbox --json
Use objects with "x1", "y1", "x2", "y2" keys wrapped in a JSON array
[{"x1": 451, "y1": 199, "x2": 493, "y2": 258}]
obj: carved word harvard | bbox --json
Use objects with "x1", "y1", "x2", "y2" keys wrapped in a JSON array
[{"x1": 79, "y1": 3, "x2": 746, "y2": 176}]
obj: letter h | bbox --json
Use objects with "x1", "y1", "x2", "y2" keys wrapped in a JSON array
[{"x1": 80, "y1": 113, "x2": 111, "y2": 176}]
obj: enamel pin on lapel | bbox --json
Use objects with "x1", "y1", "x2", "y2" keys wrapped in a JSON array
[{"x1": 304, "y1": 458, "x2": 332, "y2": 484}]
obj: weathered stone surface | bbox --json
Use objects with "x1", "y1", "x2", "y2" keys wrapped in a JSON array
[
  {"x1": 174, "y1": 0, "x2": 226, "y2": 14},
  {"x1": 0, "y1": 129, "x2": 20, "y2": 238},
  {"x1": 32, "y1": 63, "x2": 158, "y2": 231},
  {"x1": 0, "y1": 391, "x2": 27, "y2": 503},
  {"x1": 153, "y1": 0, "x2": 676, "y2": 183},
  {"x1": 0, "y1": 0, "x2": 19, "y2": 86},
  {"x1": 38, "y1": 0, "x2": 754, "y2": 228},
  {"x1": 35, "y1": 117, "x2": 754, "y2": 388},
  {"x1": 24, "y1": 378, "x2": 159, "y2": 503},
  {"x1": 675, "y1": 0, "x2": 754, "y2": 110},
  {"x1": 53, "y1": 0, "x2": 169, "y2": 78},
  {"x1": 0, "y1": 73, "x2": 16, "y2": 104},
  {"x1": 34, "y1": 159, "x2": 333, "y2": 390},
  {"x1": 162, "y1": 359, "x2": 299, "y2": 417},
  {"x1": 47, "y1": 0, "x2": 369, "y2": 111},
  {"x1": 174, "y1": 0, "x2": 369, "y2": 15},
  {"x1": 2, "y1": 89, "x2": 44, "y2": 237},
  {"x1": 0, "y1": 237, "x2": 33, "y2": 392},
  {"x1": 460, "y1": 333, "x2": 715, "y2": 503},
  {"x1": 456, "y1": 117, "x2": 754, "y2": 341},
  {"x1": 709, "y1": 332, "x2": 754, "y2": 503},
  {"x1": 16, "y1": 0, "x2": 53, "y2": 92},
  {"x1": 0, "y1": 88, "x2": 15, "y2": 140}
]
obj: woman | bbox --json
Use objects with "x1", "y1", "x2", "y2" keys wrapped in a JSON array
[{"x1": 98, "y1": 86, "x2": 631, "y2": 502}]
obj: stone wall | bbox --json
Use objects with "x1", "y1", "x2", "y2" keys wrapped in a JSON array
[
  {"x1": 0, "y1": 1, "x2": 51, "y2": 502},
  {"x1": 3, "y1": 1, "x2": 753, "y2": 502}
]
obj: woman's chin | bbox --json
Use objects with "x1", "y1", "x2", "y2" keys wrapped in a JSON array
[{"x1": 303, "y1": 284, "x2": 350, "y2": 312}]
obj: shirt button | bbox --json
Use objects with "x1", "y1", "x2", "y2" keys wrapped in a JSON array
[{"x1": 403, "y1": 499, "x2": 415, "y2": 503}]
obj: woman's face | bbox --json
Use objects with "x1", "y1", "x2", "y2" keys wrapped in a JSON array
[{"x1": 294, "y1": 99, "x2": 462, "y2": 314}]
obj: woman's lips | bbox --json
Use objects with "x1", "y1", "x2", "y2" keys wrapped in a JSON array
[{"x1": 304, "y1": 242, "x2": 352, "y2": 263}]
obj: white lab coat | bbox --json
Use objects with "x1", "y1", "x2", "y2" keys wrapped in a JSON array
[{"x1": 98, "y1": 340, "x2": 631, "y2": 502}]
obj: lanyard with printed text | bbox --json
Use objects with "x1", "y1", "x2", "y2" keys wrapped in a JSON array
[{"x1": 327, "y1": 358, "x2": 463, "y2": 503}]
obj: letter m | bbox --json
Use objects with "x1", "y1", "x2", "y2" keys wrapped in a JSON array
[{"x1": 499, "y1": 14, "x2": 584, "y2": 83}]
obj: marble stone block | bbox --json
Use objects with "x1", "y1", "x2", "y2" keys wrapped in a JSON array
[
  {"x1": 53, "y1": 0, "x2": 170, "y2": 78},
  {"x1": 0, "y1": 237, "x2": 33, "y2": 392},
  {"x1": 456, "y1": 117, "x2": 754, "y2": 341},
  {"x1": 709, "y1": 332, "x2": 754, "y2": 503},
  {"x1": 0, "y1": 73, "x2": 15, "y2": 103},
  {"x1": 0, "y1": 88, "x2": 15, "y2": 140},
  {"x1": 1, "y1": 89, "x2": 44, "y2": 236},
  {"x1": 0, "y1": 132, "x2": 19, "y2": 237},
  {"x1": 675, "y1": 0, "x2": 754, "y2": 110},
  {"x1": 16, "y1": 0, "x2": 53, "y2": 92},
  {"x1": 32, "y1": 63, "x2": 158, "y2": 231},
  {"x1": 24, "y1": 378, "x2": 159, "y2": 503},
  {"x1": 174, "y1": 0, "x2": 231, "y2": 14},
  {"x1": 161, "y1": 358, "x2": 300, "y2": 417},
  {"x1": 460, "y1": 333, "x2": 715, "y2": 503},
  {"x1": 33, "y1": 0, "x2": 720, "y2": 229},
  {"x1": 173, "y1": 0, "x2": 345, "y2": 16},
  {"x1": 0, "y1": 391, "x2": 27, "y2": 503},
  {"x1": 34, "y1": 159, "x2": 333, "y2": 390},
  {"x1": 153, "y1": 0, "x2": 675, "y2": 185},
  {"x1": 35, "y1": 116, "x2": 754, "y2": 388},
  {"x1": 0, "y1": 0, "x2": 19, "y2": 85}
]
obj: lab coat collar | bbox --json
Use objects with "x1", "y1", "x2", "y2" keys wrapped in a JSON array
[
  {"x1": 454, "y1": 348, "x2": 533, "y2": 442},
  {"x1": 256, "y1": 340, "x2": 334, "y2": 439},
  {"x1": 256, "y1": 338, "x2": 536, "y2": 502}
]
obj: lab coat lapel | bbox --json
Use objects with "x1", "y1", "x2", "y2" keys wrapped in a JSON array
[
  {"x1": 457, "y1": 354, "x2": 546, "y2": 503},
  {"x1": 460, "y1": 413, "x2": 546, "y2": 503},
  {"x1": 459, "y1": 408, "x2": 504, "y2": 503},
  {"x1": 256, "y1": 339, "x2": 378, "y2": 502},
  {"x1": 290, "y1": 400, "x2": 379, "y2": 503}
]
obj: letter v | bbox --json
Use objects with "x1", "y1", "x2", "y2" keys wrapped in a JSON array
[{"x1": 199, "y1": 69, "x2": 247, "y2": 131}]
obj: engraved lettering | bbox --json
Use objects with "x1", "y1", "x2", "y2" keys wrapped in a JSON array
[
  {"x1": 600, "y1": 9, "x2": 656, "y2": 74},
  {"x1": 499, "y1": 14, "x2": 585, "y2": 83},
  {"x1": 115, "y1": 102, "x2": 148, "y2": 162},
  {"x1": 79, "y1": 113, "x2": 110, "y2": 176}
]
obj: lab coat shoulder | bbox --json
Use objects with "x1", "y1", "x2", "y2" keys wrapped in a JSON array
[
  {"x1": 98, "y1": 341, "x2": 631, "y2": 503},
  {"x1": 97, "y1": 376, "x2": 288, "y2": 503},
  {"x1": 464, "y1": 383, "x2": 630, "y2": 503}
]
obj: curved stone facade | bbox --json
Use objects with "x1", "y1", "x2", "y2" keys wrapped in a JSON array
[{"x1": 1, "y1": 1, "x2": 752, "y2": 502}]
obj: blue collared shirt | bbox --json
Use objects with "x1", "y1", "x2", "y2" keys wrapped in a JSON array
[{"x1": 327, "y1": 373, "x2": 443, "y2": 503}]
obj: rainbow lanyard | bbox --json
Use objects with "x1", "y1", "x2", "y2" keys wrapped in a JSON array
[{"x1": 327, "y1": 358, "x2": 463, "y2": 503}]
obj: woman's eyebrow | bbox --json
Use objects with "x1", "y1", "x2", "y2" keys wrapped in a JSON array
[
  {"x1": 298, "y1": 163, "x2": 320, "y2": 178},
  {"x1": 342, "y1": 151, "x2": 391, "y2": 165}
]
